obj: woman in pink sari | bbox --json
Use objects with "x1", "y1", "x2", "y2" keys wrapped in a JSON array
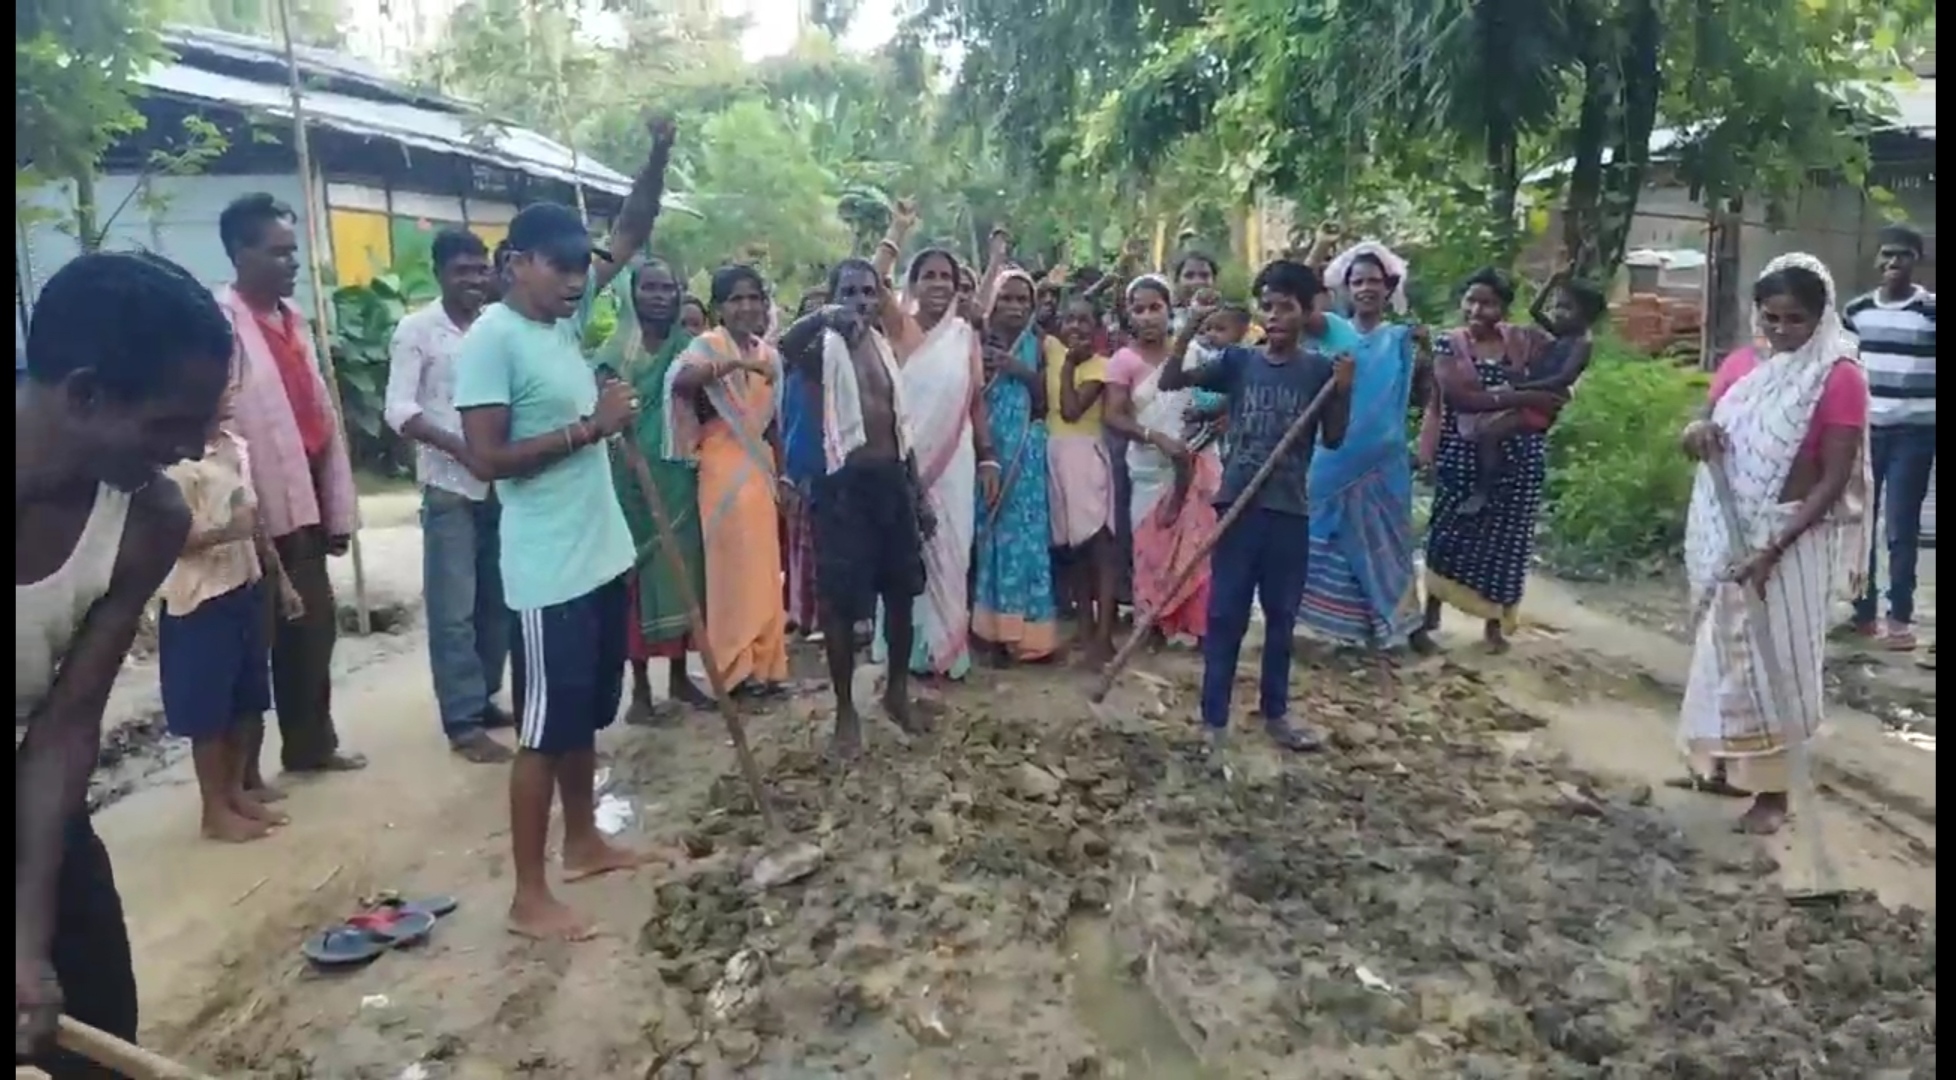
[{"x1": 1102, "y1": 275, "x2": 1220, "y2": 643}]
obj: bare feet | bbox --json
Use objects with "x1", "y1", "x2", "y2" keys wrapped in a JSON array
[
  {"x1": 506, "y1": 890, "x2": 597, "y2": 941},
  {"x1": 674, "y1": 679, "x2": 713, "y2": 708},
  {"x1": 1406, "y1": 629, "x2": 1442, "y2": 657},
  {"x1": 451, "y1": 730, "x2": 516, "y2": 763},
  {"x1": 1481, "y1": 623, "x2": 1510, "y2": 655},
  {"x1": 882, "y1": 690, "x2": 940, "y2": 736},
  {"x1": 829, "y1": 708, "x2": 865, "y2": 761},
  {"x1": 201, "y1": 807, "x2": 273, "y2": 843},
  {"x1": 245, "y1": 781, "x2": 287, "y2": 804},
  {"x1": 1734, "y1": 794, "x2": 1788, "y2": 835},
  {"x1": 287, "y1": 751, "x2": 369, "y2": 775},
  {"x1": 622, "y1": 695, "x2": 655, "y2": 727},
  {"x1": 232, "y1": 793, "x2": 290, "y2": 826},
  {"x1": 562, "y1": 837, "x2": 653, "y2": 882}
]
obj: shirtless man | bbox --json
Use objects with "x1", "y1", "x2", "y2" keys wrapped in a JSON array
[
  {"x1": 778, "y1": 258, "x2": 934, "y2": 757},
  {"x1": 17, "y1": 252, "x2": 233, "y2": 1075}
]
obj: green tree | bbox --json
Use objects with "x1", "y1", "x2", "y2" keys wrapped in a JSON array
[{"x1": 15, "y1": 0, "x2": 167, "y2": 250}]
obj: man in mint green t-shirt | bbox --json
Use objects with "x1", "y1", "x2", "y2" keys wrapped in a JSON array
[{"x1": 455, "y1": 122, "x2": 675, "y2": 941}]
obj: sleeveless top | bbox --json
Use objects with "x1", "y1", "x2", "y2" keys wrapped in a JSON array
[{"x1": 16, "y1": 484, "x2": 132, "y2": 743}]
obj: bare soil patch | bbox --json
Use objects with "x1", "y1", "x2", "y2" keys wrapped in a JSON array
[{"x1": 165, "y1": 641, "x2": 1935, "y2": 1078}]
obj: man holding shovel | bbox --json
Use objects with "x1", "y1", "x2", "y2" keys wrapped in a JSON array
[
  {"x1": 454, "y1": 115, "x2": 678, "y2": 941},
  {"x1": 777, "y1": 258, "x2": 933, "y2": 759},
  {"x1": 17, "y1": 252, "x2": 234, "y2": 1075},
  {"x1": 1160, "y1": 259, "x2": 1355, "y2": 757}
]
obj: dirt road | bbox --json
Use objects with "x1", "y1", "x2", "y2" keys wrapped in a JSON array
[{"x1": 87, "y1": 506, "x2": 1935, "y2": 1078}]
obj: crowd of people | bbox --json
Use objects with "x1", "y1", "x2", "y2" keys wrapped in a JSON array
[{"x1": 12, "y1": 110, "x2": 1935, "y2": 1073}]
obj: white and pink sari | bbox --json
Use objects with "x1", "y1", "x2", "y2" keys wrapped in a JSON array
[{"x1": 873, "y1": 312, "x2": 979, "y2": 678}]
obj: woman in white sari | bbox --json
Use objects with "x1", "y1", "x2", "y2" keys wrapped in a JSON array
[
  {"x1": 1677, "y1": 253, "x2": 1871, "y2": 835},
  {"x1": 872, "y1": 247, "x2": 999, "y2": 680}
]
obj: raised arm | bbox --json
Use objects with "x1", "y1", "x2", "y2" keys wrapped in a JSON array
[
  {"x1": 16, "y1": 481, "x2": 188, "y2": 1037},
  {"x1": 974, "y1": 228, "x2": 1011, "y2": 313},
  {"x1": 591, "y1": 115, "x2": 678, "y2": 295},
  {"x1": 1158, "y1": 320, "x2": 1229, "y2": 393},
  {"x1": 871, "y1": 199, "x2": 920, "y2": 337},
  {"x1": 777, "y1": 310, "x2": 833, "y2": 379},
  {"x1": 1527, "y1": 269, "x2": 1569, "y2": 332}
]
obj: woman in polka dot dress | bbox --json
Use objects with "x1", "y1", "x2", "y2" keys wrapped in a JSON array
[{"x1": 1418, "y1": 268, "x2": 1567, "y2": 652}]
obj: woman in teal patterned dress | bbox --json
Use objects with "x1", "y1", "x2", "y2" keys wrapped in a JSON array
[{"x1": 971, "y1": 268, "x2": 1059, "y2": 662}]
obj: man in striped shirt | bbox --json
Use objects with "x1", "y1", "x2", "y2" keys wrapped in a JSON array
[{"x1": 1841, "y1": 224, "x2": 1935, "y2": 650}]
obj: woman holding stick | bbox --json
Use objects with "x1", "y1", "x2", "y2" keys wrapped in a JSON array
[{"x1": 1677, "y1": 254, "x2": 1869, "y2": 835}]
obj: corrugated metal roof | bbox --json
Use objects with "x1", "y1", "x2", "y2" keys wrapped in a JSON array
[
  {"x1": 162, "y1": 24, "x2": 423, "y2": 106},
  {"x1": 139, "y1": 58, "x2": 635, "y2": 196},
  {"x1": 1527, "y1": 78, "x2": 1937, "y2": 184}
]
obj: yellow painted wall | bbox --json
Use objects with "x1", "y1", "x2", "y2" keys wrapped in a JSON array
[
  {"x1": 328, "y1": 208, "x2": 392, "y2": 287},
  {"x1": 470, "y1": 222, "x2": 509, "y2": 251}
]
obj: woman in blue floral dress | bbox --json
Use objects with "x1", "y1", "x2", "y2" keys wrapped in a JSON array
[{"x1": 971, "y1": 269, "x2": 1058, "y2": 662}]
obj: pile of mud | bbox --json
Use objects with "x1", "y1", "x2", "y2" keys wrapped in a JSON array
[{"x1": 611, "y1": 654, "x2": 1936, "y2": 1078}]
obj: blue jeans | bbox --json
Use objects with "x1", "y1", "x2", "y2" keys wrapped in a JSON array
[
  {"x1": 1853, "y1": 425, "x2": 1937, "y2": 626},
  {"x1": 1200, "y1": 507, "x2": 1312, "y2": 729},
  {"x1": 420, "y1": 486, "x2": 509, "y2": 739}
]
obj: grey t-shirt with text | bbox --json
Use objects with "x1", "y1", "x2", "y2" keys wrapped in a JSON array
[{"x1": 1202, "y1": 314, "x2": 1360, "y2": 516}]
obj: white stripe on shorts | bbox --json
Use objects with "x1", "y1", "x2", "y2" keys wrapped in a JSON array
[{"x1": 518, "y1": 608, "x2": 548, "y2": 750}]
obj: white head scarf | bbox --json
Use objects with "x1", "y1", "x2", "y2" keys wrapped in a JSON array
[
  {"x1": 1682, "y1": 251, "x2": 1869, "y2": 605},
  {"x1": 1126, "y1": 273, "x2": 1173, "y2": 305},
  {"x1": 1324, "y1": 241, "x2": 1411, "y2": 316}
]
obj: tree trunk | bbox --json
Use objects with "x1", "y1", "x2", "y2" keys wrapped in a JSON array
[
  {"x1": 1479, "y1": 4, "x2": 1520, "y2": 261},
  {"x1": 73, "y1": 171, "x2": 101, "y2": 253},
  {"x1": 1595, "y1": 0, "x2": 1661, "y2": 281}
]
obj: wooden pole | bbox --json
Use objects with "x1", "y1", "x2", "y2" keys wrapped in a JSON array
[
  {"x1": 617, "y1": 439, "x2": 779, "y2": 834},
  {"x1": 275, "y1": 0, "x2": 372, "y2": 635},
  {"x1": 1090, "y1": 380, "x2": 1340, "y2": 705},
  {"x1": 53, "y1": 1016, "x2": 216, "y2": 1080}
]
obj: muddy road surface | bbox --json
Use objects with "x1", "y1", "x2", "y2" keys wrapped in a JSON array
[{"x1": 94, "y1": 567, "x2": 1933, "y2": 1078}]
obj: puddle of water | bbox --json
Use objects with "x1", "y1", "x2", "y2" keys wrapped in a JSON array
[{"x1": 1063, "y1": 915, "x2": 1215, "y2": 1079}]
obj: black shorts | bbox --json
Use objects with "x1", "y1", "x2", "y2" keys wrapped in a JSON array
[
  {"x1": 812, "y1": 459, "x2": 926, "y2": 625},
  {"x1": 509, "y1": 574, "x2": 629, "y2": 755},
  {"x1": 18, "y1": 815, "x2": 138, "y2": 1079}
]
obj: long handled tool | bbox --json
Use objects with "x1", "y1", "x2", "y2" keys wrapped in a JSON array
[
  {"x1": 617, "y1": 439, "x2": 779, "y2": 835},
  {"x1": 44, "y1": 1017, "x2": 215, "y2": 1080},
  {"x1": 1704, "y1": 456, "x2": 1848, "y2": 906},
  {"x1": 1090, "y1": 379, "x2": 1341, "y2": 706}
]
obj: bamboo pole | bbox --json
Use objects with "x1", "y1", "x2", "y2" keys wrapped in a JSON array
[
  {"x1": 275, "y1": 0, "x2": 371, "y2": 634},
  {"x1": 52, "y1": 1016, "x2": 215, "y2": 1080},
  {"x1": 617, "y1": 440, "x2": 778, "y2": 834}
]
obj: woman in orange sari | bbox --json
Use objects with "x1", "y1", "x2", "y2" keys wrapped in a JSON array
[{"x1": 668, "y1": 265, "x2": 789, "y2": 698}]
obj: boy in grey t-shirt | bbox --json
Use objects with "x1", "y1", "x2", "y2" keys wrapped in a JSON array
[{"x1": 1161, "y1": 260, "x2": 1354, "y2": 756}]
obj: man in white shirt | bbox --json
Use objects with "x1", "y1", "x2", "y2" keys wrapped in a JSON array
[
  {"x1": 385, "y1": 228, "x2": 514, "y2": 762},
  {"x1": 1841, "y1": 223, "x2": 1936, "y2": 650}
]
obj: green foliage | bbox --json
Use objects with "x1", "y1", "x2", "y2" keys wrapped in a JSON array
[
  {"x1": 327, "y1": 268, "x2": 437, "y2": 476},
  {"x1": 15, "y1": 0, "x2": 166, "y2": 245},
  {"x1": 1538, "y1": 342, "x2": 1709, "y2": 577}
]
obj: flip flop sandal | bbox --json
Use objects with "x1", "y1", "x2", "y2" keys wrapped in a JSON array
[
  {"x1": 343, "y1": 907, "x2": 438, "y2": 946},
  {"x1": 365, "y1": 893, "x2": 461, "y2": 920},
  {"x1": 301, "y1": 926, "x2": 391, "y2": 969}
]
